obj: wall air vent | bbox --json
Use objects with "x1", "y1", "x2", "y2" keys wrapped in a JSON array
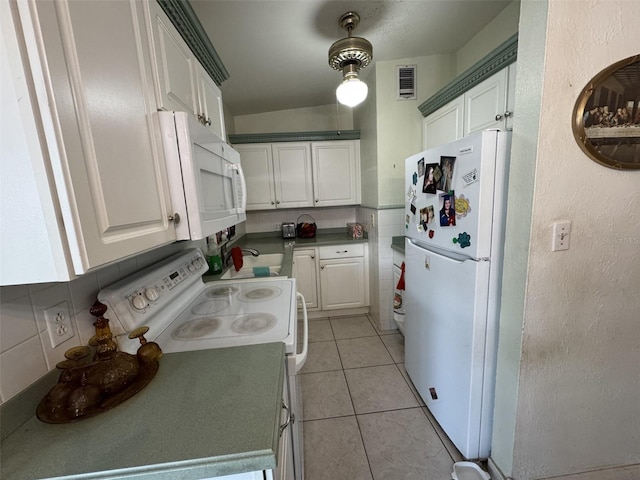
[{"x1": 397, "y1": 65, "x2": 417, "y2": 100}]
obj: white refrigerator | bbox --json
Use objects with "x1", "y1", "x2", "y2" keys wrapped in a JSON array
[{"x1": 403, "y1": 130, "x2": 511, "y2": 459}]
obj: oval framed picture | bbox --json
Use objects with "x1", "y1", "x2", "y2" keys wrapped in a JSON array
[{"x1": 572, "y1": 54, "x2": 640, "y2": 170}]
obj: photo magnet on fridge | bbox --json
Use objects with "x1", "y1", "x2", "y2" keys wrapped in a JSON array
[
  {"x1": 410, "y1": 202, "x2": 417, "y2": 215},
  {"x1": 439, "y1": 192, "x2": 456, "y2": 227},
  {"x1": 422, "y1": 163, "x2": 441, "y2": 194},
  {"x1": 420, "y1": 205, "x2": 435, "y2": 226},
  {"x1": 438, "y1": 156, "x2": 456, "y2": 192},
  {"x1": 417, "y1": 158, "x2": 425, "y2": 177}
]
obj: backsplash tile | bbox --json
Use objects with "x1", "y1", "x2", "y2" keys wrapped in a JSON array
[
  {"x1": 0, "y1": 241, "x2": 198, "y2": 405},
  {"x1": 0, "y1": 336, "x2": 48, "y2": 401}
]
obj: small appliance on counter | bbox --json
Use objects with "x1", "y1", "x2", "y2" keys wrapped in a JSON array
[{"x1": 281, "y1": 222, "x2": 296, "y2": 238}]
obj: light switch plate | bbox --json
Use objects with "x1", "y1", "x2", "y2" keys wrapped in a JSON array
[
  {"x1": 552, "y1": 221, "x2": 571, "y2": 251},
  {"x1": 44, "y1": 301, "x2": 74, "y2": 348}
]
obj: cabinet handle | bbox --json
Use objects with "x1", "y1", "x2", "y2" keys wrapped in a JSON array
[
  {"x1": 504, "y1": 110, "x2": 512, "y2": 118},
  {"x1": 168, "y1": 213, "x2": 181, "y2": 225},
  {"x1": 197, "y1": 114, "x2": 206, "y2": 124},
  {"x1": 315, "y1": 199, "x2": 319, "y2": 203},
  {"x1": 311, "y1": 256, "x2": 315, "y2": 259},
  {"x1": 206, "y1": 117, "x2": 211, "y2": 126},
  {"x1": 336, "y1": 250, "x2": 348, "y2": 254},
  {"x1": 276, "y1": 200, "x2": 281, "y2": 205},
  {"x1": 271, "y1": 201, "x2": 275, "y2": 205},
  {"x1": 495, "y1": 113, "x2": 503, "y2": 121},
  {"x1": 321, "y1": 265, "x2": 325, "y2": 270},
  {"x1": 279, "y1": 399, "x2": 293, "y2": 437}
]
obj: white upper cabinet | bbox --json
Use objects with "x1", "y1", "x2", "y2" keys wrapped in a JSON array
[
  {"x1": 311, "y1": 141, "x2": 361, "y2": 207},
  {"x1": 422, "y1": 97, "x2": 464, "y2": 151},
  {"x1": 423, "y1": 64, "x2": 516, "y2": 150},
  {"x1": 235, "y1": 143, "x2": 314, "y2": 210},
  {"x1": 1, "y1": 0, "x2": 177, "y2": 286},
  {"x1": 147, "y1": 1, "x2": 225, "y2": 139},
  {"x1": 237, "y1": 140, "x2": 360, "y2": 211}
]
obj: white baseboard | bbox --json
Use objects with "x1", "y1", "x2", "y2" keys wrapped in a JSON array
[{"x1": 487, "y1": 459, "x2": 640, "y2": 480}]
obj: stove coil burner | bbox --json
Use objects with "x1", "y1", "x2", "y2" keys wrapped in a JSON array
[
  {"x1": 237, "y1": 286, "x2": 282, "y2": 303},
  {"x1": 172, "y1": 317, "x2": 221, "y2": 340},
  {"x1": 231, "y1": 314, "x2": 277, "y2": 334},
  {"x1": 205, "y1": 286, "x2": 239, "y2": 298},
  {"x1": 191, "y1": 300, "x2": 229, "y2": 316}
]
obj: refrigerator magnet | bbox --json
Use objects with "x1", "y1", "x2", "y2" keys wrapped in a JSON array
[
  {"x1": 417, "y1": 158, "x2": 425, "y2": 177},
  {"x1": 455, "y1": 194, "x2": 471, "y2": 218},
  {"x1": 462, "y1": 168, "x2": 479, "y2": 186},
  {"x1": 428, "y1": 229, "x2": 435, "y2": 239},
  {"x1": 424, "y1": 255, "x2": 431, "y2": 270},
  {"x1": 419, "y1": 206, "x2": 435, "y2": 226},
  {"x1": 438, "y1": 156, "x2": 456, "y2": 192},
  {"x1": 422, "y1": 163, "x2": 440, "y2": 194},
  {"x1": 452, "y1": 232, "x2": 472, "y2": 248},
  {"x1": 417, "y1": 223, "x2": 424, "y2": 233},
  {"x1": 412, "y1": 172, "x2": 418, "y2": 185},
  {"x1": 410, "y1": 202, "x2": 417, "y2": 215},
  {"x1": 439, "y1": 192, "x2": 456, "y2": 227}
]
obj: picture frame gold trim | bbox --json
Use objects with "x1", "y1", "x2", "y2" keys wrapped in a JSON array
[{"x1": 572, "y1": 54, "x2": 640, "y2": 170}]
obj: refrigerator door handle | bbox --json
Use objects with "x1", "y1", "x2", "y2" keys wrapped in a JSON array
[{"x1": 408, "y1": 238, "x2": 479, "y2": 263}]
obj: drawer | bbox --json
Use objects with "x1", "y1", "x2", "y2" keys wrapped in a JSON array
[{"x1": 319, "y1": 244, "x2": 364, "y2": 259}]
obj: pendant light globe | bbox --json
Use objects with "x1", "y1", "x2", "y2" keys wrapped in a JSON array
[{"x1": 336, "y1": 76, "x2": 368, "y2": 107}]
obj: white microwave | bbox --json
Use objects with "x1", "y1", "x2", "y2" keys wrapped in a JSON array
[{"x1": 158, "y1": 111, "x2": 246, "y2": 240}]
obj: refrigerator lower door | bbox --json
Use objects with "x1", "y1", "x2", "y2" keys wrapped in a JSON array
[{"x1": 404, "y1": 239, "x2": 492, "y2": 459}]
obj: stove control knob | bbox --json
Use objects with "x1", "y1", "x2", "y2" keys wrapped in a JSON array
[
  {"x1": 144, "y1": 287, "x2": 159, "y2": 302},
  {"x1": 188, "y1": 263, "x2": 196, "y2": 272},
  {"x1": 131, "y1": 294, "x2": 148, "y2": 311}
]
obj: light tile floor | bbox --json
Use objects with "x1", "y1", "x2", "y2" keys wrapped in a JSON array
[{"x1": 299, "y1": 314, "x2": 464, "y2": 480}]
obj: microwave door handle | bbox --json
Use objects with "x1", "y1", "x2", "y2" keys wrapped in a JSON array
[{"x1": 235, "y1": 163, "x2": 247, "y2": 214}]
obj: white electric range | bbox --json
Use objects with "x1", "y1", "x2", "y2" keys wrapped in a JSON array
[{"x1": 97, "y1": 248, "x2": 307, "y2": 480}]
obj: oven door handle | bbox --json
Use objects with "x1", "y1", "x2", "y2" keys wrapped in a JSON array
[{"x1": 294, "y1": 292, "x2": 308, "y2": 373}]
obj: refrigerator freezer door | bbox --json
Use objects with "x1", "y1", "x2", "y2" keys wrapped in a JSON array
[
  {"x1": 404, "y1": 239, "x2": 493, "y2": 459},
  {"x1": 404, "y1": 130, "x2": 508, "y2": 259}
]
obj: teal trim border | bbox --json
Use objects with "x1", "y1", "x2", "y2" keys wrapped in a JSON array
[
  {"x1": 156, "y1": 0, "x2": 230, "y2": 85},
  {"x1": 418, "y1": 33, "x2": 518, "y2": 117},
  {"x1": 229, "y1": 130, "x2": 361, "y2": 144}
]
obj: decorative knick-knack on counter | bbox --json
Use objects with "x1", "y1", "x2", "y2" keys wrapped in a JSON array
[{"x1": 37, "y1": 300, "x2": 162, "y2": 424}]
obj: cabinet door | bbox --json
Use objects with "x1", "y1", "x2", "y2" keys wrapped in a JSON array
[
  {"x1": 195, "y1": 63, "x2": 226, "y2": 140},
  {"x1": 292, "y1": 249, "x2": 319, "y2": 310},
  {"x1": 319, "y1": 257, "x2": 366, "y2": 310},
  {"x1": 463, "y1": 68, "x2": 508, "y2": 135},
  {"x1": 235, "y1": 144, "x2": 276, "y2": 210},
  {"x1": 422, "y1": 97, "x2": 464, "y2": 150},
  {"x1": 272, "y1": 143, "x2": 314, "y2": 209},
  {"x1": 147, "y1": 0, "x2": 197, "y2": 115},
  {"x1": 32, "y1": 0, "x2": 176, "y2": 274},
  {"x1": 311, "y1": 141, "x2": 360, "y2": 207}
]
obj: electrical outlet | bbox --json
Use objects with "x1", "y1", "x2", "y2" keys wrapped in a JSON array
[
  {"x1": 44, "y1": 301, "x2": 74, "y2": 348},
  {"x1": 552, "y1": 221, "x2": 571, "y2": 251},
  {"x1": 274, "y1": 223, "x2": 281, "y2": 231}
]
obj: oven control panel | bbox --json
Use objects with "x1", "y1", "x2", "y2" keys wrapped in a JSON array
[{"x1": 98, "y1": 249, "x2": 208, "y2": 333}]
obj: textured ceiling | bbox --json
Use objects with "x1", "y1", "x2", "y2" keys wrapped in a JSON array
[{"x1": 189, "y1": 0, "x2": 513, "y2": 116}]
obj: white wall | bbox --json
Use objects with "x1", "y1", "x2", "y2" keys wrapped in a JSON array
[
  {"x1": 245, "y1": 207, "x2": 356, "y2": 234},
  {"x1": 233, "y1": 104, "x2": 353, "y2": 134},
  {"x1": 493, "y1": 1, "x2": 640, "y2": 479},
  {"x1": 371, "y1": 54, "x2": 456, "y2": 207},
  {"x1": 357, "y1": 64, "x2": 379, "y2": 209},
  {"x1": 455, "y1": 1, "x2": 521, "y2": 75}
]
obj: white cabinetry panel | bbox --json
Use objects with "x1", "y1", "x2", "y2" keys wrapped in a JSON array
[
  {"x1": 292, "y1": 249, "x2": 319, "y2": 310},
  {"x1": 2, "y1": 0, "x2": 177, "y2": 284},
  {"x1": 311, "y1": 141, "x2": 360, "y2": 207}
]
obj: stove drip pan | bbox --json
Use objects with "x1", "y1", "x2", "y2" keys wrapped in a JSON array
[
  {"x1": 172, "y1": 317, "x2": 221, "y2": 340},
  {"x1": 231, "y1": 314, "x2": 277, "y2": 334}
]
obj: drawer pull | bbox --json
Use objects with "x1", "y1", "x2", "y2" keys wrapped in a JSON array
[
  {"x1": 279, "y1": 399, "x2": 292, "y2": 436},
  {"x1": 337, "y1": 250, "x2": 348, "y2": 254}
]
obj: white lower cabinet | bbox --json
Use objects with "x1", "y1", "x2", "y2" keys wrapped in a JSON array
[
  {"x1": 293, "y1": 244, "x2": 369, "y2": 312},
  {"x1": 2, "y1": 0, "x2": 177, "y2": 285},
  {"x1": 292, "y1": 249, "x2": 320, "y2": 310}
]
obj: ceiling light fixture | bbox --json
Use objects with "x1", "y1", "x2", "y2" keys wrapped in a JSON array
[{"x1": 328, "y1": 12, "x2": 373, "y2": 108}]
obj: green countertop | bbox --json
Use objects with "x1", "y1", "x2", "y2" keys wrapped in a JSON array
[
  {"x1": 1, "y1": 343, "x2": 285, "y2": 480},
  {"x1": 203, "y1": 229, "x2": 368, "y2": 282}
]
